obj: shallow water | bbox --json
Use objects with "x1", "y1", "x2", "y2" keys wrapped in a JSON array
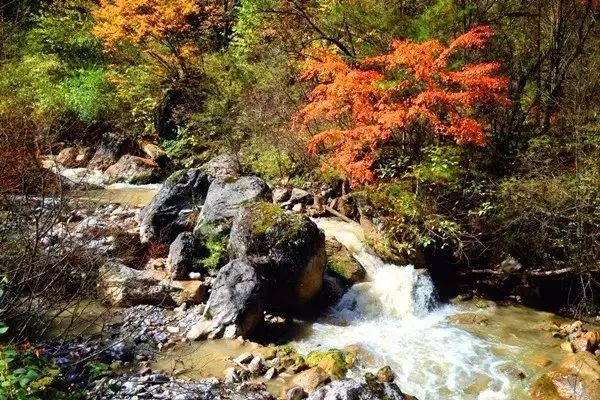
[{"x1": 74, "y1": 185, "x2": 159, "y2": 208}]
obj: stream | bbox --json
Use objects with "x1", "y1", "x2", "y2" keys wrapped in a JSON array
[
  {"x1": 290, "y1": 218, "x2": 567, "y2": 400},
  {"x1": 62, "y1": 184, "x2": 574, "y2": 400}
]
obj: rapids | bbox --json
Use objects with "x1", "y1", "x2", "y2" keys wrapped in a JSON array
[{"x1": 292, "y1": 218, "x2": 561, "y2": 400}]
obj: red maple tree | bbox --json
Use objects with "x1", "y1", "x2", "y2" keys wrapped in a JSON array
[{"x1": 296, "y1": 26, "x2": 510, "y2": 184}]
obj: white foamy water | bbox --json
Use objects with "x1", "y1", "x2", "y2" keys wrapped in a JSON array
[{"x1": 294, "y1": 218, "x2": 529, "y2": 400}]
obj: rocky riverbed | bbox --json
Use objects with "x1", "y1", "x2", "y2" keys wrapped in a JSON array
[{"x1": 20, "y1": 153, "x2": 600, "y2": 400}]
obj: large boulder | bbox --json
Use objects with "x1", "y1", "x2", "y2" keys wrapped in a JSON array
[
  {"x1": 88, "y1": 132, "x2": 133, "y2": 171},
  {"x1": 98, "y1": 262, "x2": 206, "y2": 307},
  {"x1": 56, "y1": 147, "x2": 94, "y2": 168},
  {"x1": 205, "y1": 259, "x2": 264, "y2": 338},
  {"x1": 308, "y1": 379, "x2": 407, "y2": 400},
  {"x1": 139, "y1": 168, "x2": 210, "y2": 244},
  {"x1": 229, "y1": 202, "x2": 326, "y2": 312},
  {"x1": 166, "y1": 232, "x2": 198, "y2": 280},
  {"x1": 532, "y1": 352, "x2": 600, "y2": 400},
  {"x1": 103, "y1": 155, "x2": 160, "y2": 185},
  {"x1": 195, "y1": 176, "x2": 272, "y2": 234}
]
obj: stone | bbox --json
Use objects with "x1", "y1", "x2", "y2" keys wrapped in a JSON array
[
  {"x1": 166, "y1": 232, "x2": 198, "y2": 280},
  {"x1": 289, "y1": 188, "x2": 312, "y2": 205},
  {"x1": 308, "y1": 379, "x2": 407, "y2": 400},
  {"x1": 139, "y1": 140, "x2": 168, "y2": 162},
  {"x1": 291, "y1": 367, "x2": 331, "y2": 394},
  {"x1": 202, "y1": 154, "x2": 240, "y2": 180},
  {"x1": 98, "y1": 262, "x2": 175, "y2": 307},
  {"x1": 103, "y1": 155, "x2": 159, "y2": 185},
  {"x1": 206, "y1": 260, "x2": 264, "y2": 338},
  {"x1": 98, "y1": 262, "x2": 206, "y2": 307},
  {"x1": 88, "y1": 132, "x2": 133, "y2": 171},
  {"x1": 376, "y1": 366, "x2": 395, "y2": 383},
  {"x1": 292, "y1": 203, "x2": 305, "y2": 213},
  {"x1": 187, "y1": 319, "x2": 216, "y2": 340},
  {"x1": 224, "y1": 367, "x2": 239, "y2": 383},
  {"x1": 195, "y1": 176, "x2": 272, "y2": 234},
  {"x1": 560, "y1": 341, "x2": 575, "y2": 353},
  {"x1": 273, "y1": 187, "x2": 292, "y2": 203},
  {"x1": 56, "y1": 147, "x2": 81, "y2": 168},
  {"x1": 235, "y1": 352, "x2": 254, "y2": 364},
  {"x1": 306, "y1": 350, "x2": 352, "y2": 379},
  {"x1": 532, "y1": 352, "x2": 600, "y2": 400},
  {"x1": 325, "y1": 238, "x2": 366, "y2": 283},
  {"x1": 248, "y1": 356, "x2": 264, "y2": 374},
  {"x1": 264, "y1": 367, "x2": 276, "y2": 380},
  {"x1": 139, "y1": 168, "x2": 210, "y2": 244},
  {"x1": 286, "y1": 386, "x2": 308, "y2": 400},
  {"x1": 229, "y1": 202, "x2": 327, "y2": 312}
]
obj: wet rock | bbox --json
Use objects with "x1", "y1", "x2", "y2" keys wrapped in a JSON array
[
  {"x1": 532, "y1": 352, "x2": 600, "y2": 400},
  {"x1": 264, "y1": 367, "x2": 276, "y2": 380},
  {"x1": 139, "y1": 168, "x2": 210, "y2": 244},
  {"x1": 291, "y1": 367, "x2": 331, "y2": 394},
  {"x1": 308, "y1": 378, "x2": 407, "y2": 400},
  {"x1": 195, "y1": 176, "x2": 272, "y2": 234},
  {"x1": 103, "y1": 155, "x2": 160, "y2": 185},
  {"x1": 248, "y1": 356, "x2": 264, "y2": 374},
  {"x1": 205, "y1": 260, "x2": 264, "y2": 338},
  {"x1": 235, "y1": 352, "x2": 254, "y2": 364},
  {"x1": 325, "y1": 238, "x2": 366, "y2": 283},
  {"x1": 376, "y1": 366, "x2": 395, "y2": 383},
  {"x1": 166, "y1": 232, "x2": 198, "y2": 280},
  {"x1": 229, "y1": 202, "x2": 326, "y2": 312},
  {"x1": 306, "y1": 349, "x2": 352, "y2": 379}
]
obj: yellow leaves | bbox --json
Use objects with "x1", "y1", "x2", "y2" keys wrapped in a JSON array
[{"x1": 297, "y1": 25, "x2": 510, "y2": 185}]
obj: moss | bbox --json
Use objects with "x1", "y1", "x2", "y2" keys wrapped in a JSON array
[
  {"x1": 306, "y1": 349, "x2": 352, "y2": 379},
  {"x1": 194, "y1": 222, "x2": 228, "y2": 270},
  {"x1": 248, "y1": 202, "x2": 285, "y2": 237},
  {"x1": 165, "y1": 169, "x2": 186, "y2": 184}
]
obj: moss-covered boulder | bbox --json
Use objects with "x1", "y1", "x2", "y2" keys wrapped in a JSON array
[
  {"x1": 229, "y1": 202, "x2": 326, "y2": 312},
  {"x1": 306, "y1": 349, "x2": 354, "y2": 379},
  {"x1": 325, "y1": 238, "x2": 366, "y2": 283},
  {"x1": 195, "y1": 175, "x2": 272, "y2": 234}
]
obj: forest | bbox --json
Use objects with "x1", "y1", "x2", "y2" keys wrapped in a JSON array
[{"x1": 1, "y1": 1, "x2": 600, "y2": 399}]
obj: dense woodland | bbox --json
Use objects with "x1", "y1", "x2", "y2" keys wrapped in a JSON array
[{"x1": 1, "y1": 1, "x2": 600, "y2": 399}]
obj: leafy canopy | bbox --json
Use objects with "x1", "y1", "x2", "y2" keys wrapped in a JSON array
[{"x1": 297, "y1": 26, "x2": 510, "y2": 184}]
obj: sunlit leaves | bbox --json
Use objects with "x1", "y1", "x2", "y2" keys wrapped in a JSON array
[{"x1": 297, "y1": 26, "x2": 510, "y2": 184}]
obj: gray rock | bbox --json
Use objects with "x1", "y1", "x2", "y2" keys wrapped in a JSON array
[
  {"x1": 103, "y1": 154, "x2": 159, "y2": 184},
  {"x1": 98, "y1": 262, "x2": 175, "y2": 307},
  {"x1": 167, "y1": 232, "x2": 198, "y2": 280},
  {"x1": 196, "y1": 176, "x2": 272, "y2": 233},
  {"x1": 308, "y1": 379, "x2": 407, "y2": 400},
  {"x1": 206, "y1": 260, "x2": 264, "y2": 338},
  {"x1": 273, "y1": 187, "x2": 292, "y2": 203},
  {"x1": 202, "y1": 154, "x2": 240, "y2": 180},
  {"x1": 139, "y1": 168, "x2": 210, "y2": 244},
  {"x1": 98, "y1": 262, "x2": 205, "y2": 307},
  {"x1": 229, "y1": 203, "x2": 326, "y2": 312},
  {"x1": 289, "y1": 188, "x2": 312, "y2": 205}
]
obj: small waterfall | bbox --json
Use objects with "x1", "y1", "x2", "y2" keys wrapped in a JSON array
[
  {"x1": 295, "y1": 218, "x2": 526, "y2": 400},
  {"x1": 315, "y1": 218, "x2": 436, "y2": 320}
]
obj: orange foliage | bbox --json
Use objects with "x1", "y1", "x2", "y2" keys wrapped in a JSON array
[
  {"x1": 297, "y1": 26, "x2": 510, "y2": 184},
  {"x1": 93, "y1": 0, "x2": 223, "y2": 69}
]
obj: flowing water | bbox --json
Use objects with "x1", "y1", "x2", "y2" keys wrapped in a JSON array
[{"x1": 291, "y1": 218, "x2": 568, "y2": 400}]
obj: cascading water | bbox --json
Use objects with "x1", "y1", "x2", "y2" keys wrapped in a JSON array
[{"x1": 293, "y1": 218, "x2": 532, "y2": 400}]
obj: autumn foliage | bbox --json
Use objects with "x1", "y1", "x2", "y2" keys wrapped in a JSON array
[
  {"x1": 93, "y1": 0, "x2": 224, "y2": 72},
  {"x1": 297, "y1": 26, "x2": 510, "y2": 184}
]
